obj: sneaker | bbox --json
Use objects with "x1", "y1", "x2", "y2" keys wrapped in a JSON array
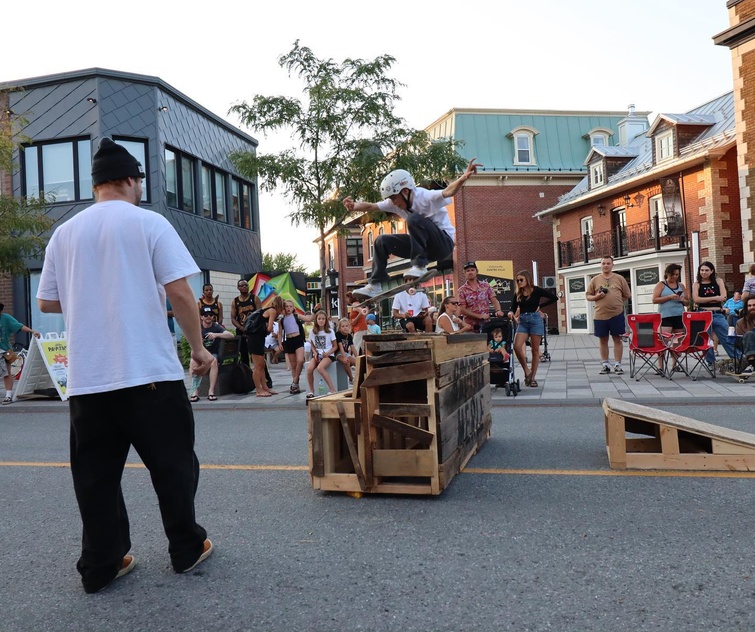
[
  {"x1": 179, "y1": 539, "x2": 213, "y2": 574},
  {"x1": 744, "y1": 365, "x2": 754, "y2": 375},
  {"x1": 599, "y1": 364, "x2": 611, "y2": 375},
  {"x1": 352, "y1": 282, "x2": 382, "y2": 299},
  {"x1": 2, "y1": 396, "x2": 11, "y2": 405},
  {"x1": 404, "y1": 265, "x2": 428, "y2": 279},
  {"x1": 614, "y1": 363, "x2": 624, "y2": 375}
]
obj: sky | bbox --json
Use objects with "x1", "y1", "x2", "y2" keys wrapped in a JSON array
[{"x1": 5, "y1": 0, "x2": 734, "y2": 271}]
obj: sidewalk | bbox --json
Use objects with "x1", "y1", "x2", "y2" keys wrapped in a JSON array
[{"x1": 9, "y1": 334, "x2": 755, "y2": 410}]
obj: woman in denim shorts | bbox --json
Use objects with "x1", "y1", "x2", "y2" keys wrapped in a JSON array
[{"x1": 507, "y1": 270, "x2": 557, "y2": 388}]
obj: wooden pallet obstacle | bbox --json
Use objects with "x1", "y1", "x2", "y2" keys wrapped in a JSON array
[
  {"x1": 603, "y1": 397, "x2": 755, "y2": 471},
  {"x1": 307, "y1": 333, "x2": 492, "y2": 495}
]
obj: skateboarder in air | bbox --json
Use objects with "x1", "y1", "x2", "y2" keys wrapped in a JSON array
[{"x1": 343, "y1": 158, "x2": 481, "y2": 299}]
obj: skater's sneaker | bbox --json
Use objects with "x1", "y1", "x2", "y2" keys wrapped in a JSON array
[
  {"x1": 599, "y1": 363, "x2": 612, "y2": 375},
  {"x1": 404, "y1": 265, "x2": 428, "y2": 279},
  {"x1": 613, "y1": 363, "x2": 624, "y2": 375},
  {"x1": 744, "y1": 365, "x2": 754, "y2": 375},
  {"x1": 352, "y1": 282, "x2": 382, "y2": 299}
]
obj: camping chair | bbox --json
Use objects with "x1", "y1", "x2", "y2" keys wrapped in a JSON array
[
  {"x1": 627, "y1": 314, "x2": 667, "y2": 381},
  {"x1": 670, "y1": 311, "x2": 715, "y2": 380}
]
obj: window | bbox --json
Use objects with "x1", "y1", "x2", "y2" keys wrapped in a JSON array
[
  {"x1": 591, "y1": 134, "x2": 607, "y2": 147},
  {"x1": 328, "y1": 244, "x2": 335, "y2": 270},
  {"x1": 201, "y1": 166, "x2": 212, "y2": 219},
  {"x1": 215, "y1": 172, "x2": 226, "y2": 223},
  {"x1": 346, "y1": 237, "x2": 363, "y2": 267},
  {"x1": 378, "y1": 226, "x2": 384, "y2": 236},
  {"x1": 198, "y1": 164, "x2": 232, "y2": 222},
  {"x1": 390, "y1": 221, "x2": 398, "y2": 234},
  {"x1": 23, "y1": 138, "x2": 93, "y2": 202},
  {"x1": 166, "y1": 149, "x2": 178, "y2": 207},
  {"x1": 181, "y1": 157, "x2": 195, "y2": 212},
  {"x1": 581, "y1": 216, "x2": 594, "y2": 252},
  {"x1": 113, "y1": 138, "x2": 147, "y2": 202},
  {"x1": 242, "y1": 183, "x2": 253, "y2": 230},
  {"x1": 590, "y1": 162, "x2": 605, "y2": 188},
  {"x1": 650, "y1": 195, "x2": 668, "y2": 237},
  {"x1": 656, "y1": 132, "x2": 674, "y2": 162},
  {"x1": 368, "y1": 232, "x2": 374, "y2": 261},
  {"x1": 514, "y1": 133, "x2": 533, "y2": 165}
]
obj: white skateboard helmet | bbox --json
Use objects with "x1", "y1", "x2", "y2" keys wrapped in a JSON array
[{"x1": 380, "y1": 169, "x2": 415, "y2": 199}]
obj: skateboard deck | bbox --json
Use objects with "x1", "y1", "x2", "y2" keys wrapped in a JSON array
[
  {"x1": 724, "y1": 372, "x2": 754, "y2": 383},
  {"x1": 353, "y1": 270, "x2": 440, "y2": 307}
]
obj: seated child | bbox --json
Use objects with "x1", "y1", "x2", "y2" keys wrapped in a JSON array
[{"x1": 487, "y1": 328, "x2": 510, "y2": 363}]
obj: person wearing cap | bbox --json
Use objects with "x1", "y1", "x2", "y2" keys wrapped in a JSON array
[
  {"x1": 343, "y1": 159, "x2": 481, "y2": 299},
  {"x1": 189, "y1": 309, "x2": 235, "y2": 402},
  {"x1": 366, "y1": 313, "x2": 382, "y2": 335},
  {"x1": 458, "y1": 261, "x2": 504, "y2": 332},
  {"x1": 392, "y1": 271, "x2": 432, "y2": 333},
  {"x1": 37, "y1": 137, "x2": 214, "y2": 592}
]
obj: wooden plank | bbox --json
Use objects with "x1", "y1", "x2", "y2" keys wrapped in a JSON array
[
  {"x1": 605, "y1": 411, "x2": 627, "y2": 469},
  {"x1": 436, "y1": 364, "x2": 489, "y2": 419},
  {"x1": 431, "y1": 335, "x2": 488, "y2": 364},
  {"x1": 316, "y1": 399, "x2": 357, "y2": 420},
  {"x1": 438, "y1": 386, "x2": 491, "y2": 463},
  {"x1": 309, "y1": 407, "x2": 324, "y2": 477},
  {"x1": 362, "y1": 386, "x2": 376, "y2": 488},
  {"x1": 352, "y1": 355, "x2": 366, "y2": 399},
  {"x1": 315, "y1": 473, "x2": 365, "y2": 493},
  {"x1": 336, "y1": 403, "x2": 366, "y2": 491},
  {"x1": 366, "y1": 349, "x2": 433, "y2": 366},
  {"x1": 372, "y1": 414, "x2": 433, "y2": 447},
  {"x1": 361, "y1": 360, "x2": 435, "y2": 388},
  {"x1": 603, "y1": 398, "x2": 755, "y2": 449},
  {"x1": 378, "y1": 403, "x2": 433, "y2": 417},
  {"x1": 437, "y1": 352, "x2": 487, "y2": 377},
  {"x1": 625, "y1": 437, "x2": 662, "y2": 452},
  {"x1": 372, "y1": 449, "x2": 436, "y2": 477},
  {"x1": 365, "y1": 340, "x2": 432, "y2": 353},
  {"x1": 659, "y1": 425, "x2": 680, "y2": 455},
  {"x1": 438, "y1": 413, "x2": 492, "y2": 491},
  {"x1": 625, "y1": 453, "x2": 755, "y2": 471},
  {"x1": 372, "y1": 482, "x2": 434, "y2": 495},
  {"x1": 712, "y1": 439, "x2": 755, "y2": 455}
]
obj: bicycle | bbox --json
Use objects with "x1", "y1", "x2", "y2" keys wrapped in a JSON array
[{"x1": 10, "y1": 342, "x2": 28, "y2": 379}]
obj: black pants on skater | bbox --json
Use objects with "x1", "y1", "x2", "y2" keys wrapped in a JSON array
[
  {"x1": 69, "y1": 380, "x2": 207, "y2": 592},
  {"x1": 369, "y1": 213, "x2": 454, "y2": 282}
]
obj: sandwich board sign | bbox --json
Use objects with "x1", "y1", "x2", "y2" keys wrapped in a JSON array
[{"x1": 14, "y1": 333, "x2": 68, "y2": 401}]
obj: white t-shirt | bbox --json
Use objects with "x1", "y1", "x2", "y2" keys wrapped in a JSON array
[
  {"x1": 435, "y1": 312, "x2": 459, "y2": 333},
  {"x1": 37, "y1": 200, "x2": 200, "y2": 395},
  {"x1": 392, "y1": 290, "x2": 430, "y2": 316},
  {"x1": 309, "y1": 328, "x2": 337, "y2": 357},
  {"x1": 377, "y1": 187, "x2": 455, "y2": 242},
  {"x1": 265, "y1": 322, "x2": 279, "y2": 349}
]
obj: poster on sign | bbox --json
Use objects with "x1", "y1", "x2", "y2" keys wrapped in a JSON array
[
  {"x1": 13, "y1": 334, "x2": 68, "y2": 401},
  {"x1": 474, "y1": 261, "x2": 515, "y2": 312}
]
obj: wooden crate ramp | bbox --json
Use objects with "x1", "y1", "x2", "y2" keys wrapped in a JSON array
[{"x1": 603, "y1": 398, "x2": 755, "y2": 471}]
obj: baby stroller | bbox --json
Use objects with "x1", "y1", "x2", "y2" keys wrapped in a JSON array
[
  {"x1": 483, "y1": 317, "x2": 520, "y2": 396},
  {"x1": 540, "y1": 313, "x2": 551, "y2": 362}
]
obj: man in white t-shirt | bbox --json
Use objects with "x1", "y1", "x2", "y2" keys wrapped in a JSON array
[
  {"x1": 392, "y1": 272, "x2": 432, "y2": 333},
  {"x1": 343, "y1": 159, "x2": 481, "y2": 299},
  {"x1": 37, "y1": 138, "x2": 214, "y2": 593}
]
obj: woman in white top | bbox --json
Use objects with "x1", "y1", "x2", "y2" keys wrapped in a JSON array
[{"x1": 435, "y1": 296, "x2": 473, "y2": 334}]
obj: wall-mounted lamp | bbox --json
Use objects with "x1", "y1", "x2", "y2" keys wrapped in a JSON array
[
  {"x1": 623, "y1": 192, "x2": 646, "y2": 208},
  {"x1": 86, "y1": 97, "x2": 97, "y2": 104},
  {"x1": 5, "y1": 108, "x2": 15, "y2": 116},
  {"x1": 158, "y1": 105, "x2": 169, "y2": 112},
  {"x1": 597, "y1": 204, "x2": 606, "y2": 217}
]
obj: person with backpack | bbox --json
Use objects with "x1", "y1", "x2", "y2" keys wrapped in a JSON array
[
  {"x1": 246, "y1": 296, "x2": 284, "y2": 397},
  {"x1": 278, "y1": 299, "x2": 313, "y2": 394}
]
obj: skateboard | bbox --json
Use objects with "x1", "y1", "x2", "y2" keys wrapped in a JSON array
[
  {"x1": 353, "y1": 270, "x2": 441, "y2": 308},
  {"x1": 724, "y1": 372, "x2": 755, "y2": 383}
]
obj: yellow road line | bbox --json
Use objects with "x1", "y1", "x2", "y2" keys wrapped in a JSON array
[{"x1": 2, "y1": 461, "x2": 755, "y2": 478}]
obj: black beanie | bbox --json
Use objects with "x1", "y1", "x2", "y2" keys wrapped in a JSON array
[{"x1": 91, "y1": 137, "x2": 146, "y2": 185}]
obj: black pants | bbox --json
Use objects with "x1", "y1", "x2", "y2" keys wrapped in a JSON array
[
  {"x1": 69, "y1": 380, "x2": 207, "y2": 592},
  {"x1": 369, "y1": 213, "x2": 454, "y2": 282}
]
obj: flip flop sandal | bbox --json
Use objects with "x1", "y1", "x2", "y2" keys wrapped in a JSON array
[
  {"x1": 524, "y1": 374, "x2": 532, "y2": 387},
  {"x1": 189, "y1": 395, "x2": 200, "y2": 403},
  {"x1": 529, "y1": 380, "x2": 539, "y2": 388},
  {"x1": 207, "y1": 395, "x2": 218, "y2": 401}
]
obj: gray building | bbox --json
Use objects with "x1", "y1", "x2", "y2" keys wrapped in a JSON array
[{"x1": 1, "y1": 67, "x2": 261, "y2": 333}]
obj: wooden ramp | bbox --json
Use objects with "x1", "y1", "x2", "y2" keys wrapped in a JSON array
[{"x1": 603, "y1": 398, "x2": 755, "y2": 471}]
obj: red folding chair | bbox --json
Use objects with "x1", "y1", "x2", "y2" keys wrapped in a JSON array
[
  {"x1": 670, "y1": 311, "x2": 715, "y2": 380},
  {"x1": 627, "y1": 313, "x2": 667, "y2": 381}
]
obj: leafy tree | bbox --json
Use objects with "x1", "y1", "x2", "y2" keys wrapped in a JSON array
[
  {"x1": 261, "y1": 251, "x2": 308, "y2": 273},
  {"x1": 230, "y1": 41, "x2": 465, "y2": 308},
  {"x1": 0, "y1": 95, "x2": 53, "y2": 274}
]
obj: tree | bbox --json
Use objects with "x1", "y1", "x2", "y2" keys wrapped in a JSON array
[
  {"x1": 230, "y1": 41, "x2": 465, "y2": 309},
  {"x1": 261, "y1": 251, "x2": 308, "y2": 273},
  {"x1": 0, "y1": 95, "x2": 53, "y2": 274}
]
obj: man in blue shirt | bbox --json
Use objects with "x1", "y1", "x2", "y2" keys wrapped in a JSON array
[
  {"x1": 0, "y1": 303, "x2": 40, "y2": 404},
  {"x1": 723, "y1": 291, "x2": 744, "y2": 327}
]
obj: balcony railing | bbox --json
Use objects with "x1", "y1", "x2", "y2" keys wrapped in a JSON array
[{"x1": 558, "y1": 216, "x2": 686, "y2": 267}]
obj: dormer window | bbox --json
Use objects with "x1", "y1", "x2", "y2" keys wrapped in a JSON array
[
  {"x1": 508, "y1": 126, "x2": 538, "y2": 166},
  {"x1": 656, "y1": 131, "x2": 674, "y2": 162},
  {"x1": 591, "y1": 134, "x2": 607, "y2": 147},
  {"x1": 590, "y1": 162, "x2": 605, "y2": 188}
]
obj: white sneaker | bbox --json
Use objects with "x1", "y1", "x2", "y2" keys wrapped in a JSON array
[
  {"x1": 743, "y1": 365, "x2": 754, "y2": 375},
  {"x1": 353, "y1": 282, "x2": 382, "y2": 299},
  {"x1": 404, "y1": 265, "x2": 428, "y2": 279},
  {"x1": 614, "y1": 363, "x2": 624, "y2": 375}
]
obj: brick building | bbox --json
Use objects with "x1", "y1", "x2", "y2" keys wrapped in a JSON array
[{"x1": 537, "y1": 93, "x2": 741, "y2": 333}]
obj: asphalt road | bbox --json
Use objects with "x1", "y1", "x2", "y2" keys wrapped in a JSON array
[{"x1": 2, "y1": 403, "x2": 755, "y2": 632}]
